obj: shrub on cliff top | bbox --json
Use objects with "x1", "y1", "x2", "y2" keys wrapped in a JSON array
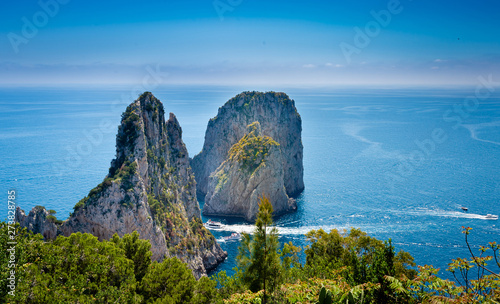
[{"x1": 227, "y1": 124, "x2": 279, "y2": 173}]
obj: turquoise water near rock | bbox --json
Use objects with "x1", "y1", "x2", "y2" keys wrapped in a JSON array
[{"x1": 1, "y1": 86, "x2": 498, "y2": 280}]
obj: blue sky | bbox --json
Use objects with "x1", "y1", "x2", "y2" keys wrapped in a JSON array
[{"x1": 1, "y1": 0, "x2": 499, "y2": 86}]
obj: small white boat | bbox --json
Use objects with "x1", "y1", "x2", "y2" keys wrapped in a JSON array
[
  {"x1": 484, "y1": 214, "x2": 498, "y2": 220},
  {"x1": 460, "y1": 207, "x2": 468, "y2": 212},
  {"x1": 223, "y1": 232, "x2": 241, "y2": 241},
  {"x1": 204, "y1": 219, "x2": 223, "y2": 230}
]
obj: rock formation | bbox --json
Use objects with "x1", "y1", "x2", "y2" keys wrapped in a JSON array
[
  {"x1": 204, "y1": 122, "x2": 296, "y2": 221},
  {"x1": 16, "y1": 92, "x2": 226, "y2": 278},
  {"x1": 192, "y1": 91, "x2": 304, "y2": 199},
  {"x1": 15, "y1": 206, "x2": 58, "y2": 240}
]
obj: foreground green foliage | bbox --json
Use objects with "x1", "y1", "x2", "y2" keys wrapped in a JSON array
[
  {"x1": 111, "y1": 231, "x2": 152, "y2": 282},
  {"x1": 0, "y1": 223, "x2": 217, "y2": 304},
  {"x1": 140, "y1": 258, "x2": 196, "y2": 303},
  {"x1": 219, "y1": 196, "x2": 419, "y2": 303},
  {"x1": 221, "y1": 225, "x2": 500, "y2": 304},
  {"x1": 302, "y1": 227, "x2": 417, "y2": 303},
  {"x1": 1, "y1": 216, "x2": 498, "y2": 303},
  {"x1": 237, "y1": 196, "x2": 282, "y2": 303},
  {"x1": 1, "y1": 226, "x2": 138, "y2": 303},
  {"x1": 384, "y1": 227, "x2": 500, "y2": 303}
]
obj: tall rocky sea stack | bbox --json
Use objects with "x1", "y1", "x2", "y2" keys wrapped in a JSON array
[
  {"x1": 192, "y1": 91, "x2": 304, "y2": 221},
  {"x1": 16, "y1": 92, "x2": 226, "y2": 278},
  {"x1": 204, "y1": 122, "x2": 296, "y2": 221}
]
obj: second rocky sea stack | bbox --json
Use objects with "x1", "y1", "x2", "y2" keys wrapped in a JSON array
[{"x1": 192, "y1": 91, "x2": 304, "y2": 221}]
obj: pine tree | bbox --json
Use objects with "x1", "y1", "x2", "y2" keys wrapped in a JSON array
[
  {"x1": 111, "y1": 231, "x2": 152, "y2": 282},
  {"x1": 237, "y1": 195, "x2": 282, "y2": 303},
  {"x1": 139, "y1": 257, "x2": 197, "y2": 303}
]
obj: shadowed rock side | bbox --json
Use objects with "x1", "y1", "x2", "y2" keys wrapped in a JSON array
[
  {"x1": 15, "y1": 92, "x2": 226, "y2": 278},
  {"x1": 191, "y1": 91, "x2": 304, "y2": 199},
  {"x1": 203, "y1": 122, "x2": 296, "y2": 221}
]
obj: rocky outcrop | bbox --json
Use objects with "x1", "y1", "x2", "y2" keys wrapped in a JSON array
[
  {"x1": 16, "y1": 92, "x2": 226, "y2": 278},
  {"x1": 192, "y1": 91, "x2": 304, "y2": 199},
  {"x1": 15, "y1": 206, "x2": 58, "y2": 240},
  {"x1": 204, "y1": 122, "x2": 296, "y2": 221},
  {"x1": 60, "y1": 181, "x2": 169, "y2": 262}
]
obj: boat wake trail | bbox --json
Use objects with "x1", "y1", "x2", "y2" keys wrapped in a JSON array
[
  {"x1": 434, "y1": 211, "x2": 498, "y2": 220},
  {"x1": 212, "y1": 224, "x2": 350, "y2": 235},
  {"x1": 399, "y1": 208, "x2": 498, "y2": 220}
]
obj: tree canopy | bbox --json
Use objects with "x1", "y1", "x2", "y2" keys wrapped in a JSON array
[{"x1": 2, "y1": 213, "x2": 498, "y2": 303}]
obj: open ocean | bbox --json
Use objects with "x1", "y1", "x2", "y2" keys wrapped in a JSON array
[{"x1": 1, "y1": 85, "x2": 499, "y2": 280}]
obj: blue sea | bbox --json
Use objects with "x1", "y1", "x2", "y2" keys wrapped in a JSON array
[{"x1": 1, "y1": 85, "x2": 499, "y2": 280}]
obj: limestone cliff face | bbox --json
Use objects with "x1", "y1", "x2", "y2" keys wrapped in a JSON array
[
  {"x1": 60, "y1": 181, "x2": 169, "y2": 262},
  {"x1": 15, "y1": 206, "x2": 58, "y2": 240},
  {"x1": 192, "y1": 91, "x2": 304, "y2": 198},
  {"x1": 204, "y1": 122, "x2": 296, "y2": 221},
  {"x1": 16, "y1": 92, "x2": 226, "y2": 278}
]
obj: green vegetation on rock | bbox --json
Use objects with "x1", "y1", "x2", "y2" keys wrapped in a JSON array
[
  {"x1": 209, "y1": 91, "x2": 299, "y2": 123},
  {"x1": 227, "y1": 122, "x2": 279, "y2": 173},
  {"x1": 117, "y1": 104, "x2": 140, "y2": 149},
  {"x1": 72, "y1": 160, "x2": 137, "y2": 213},
  {"x1": 214, "y1": 171, "x2": 229, "y2": 191},
  {"x1": 45, "y1": 214, "x2": 63, "y2": 225}
]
